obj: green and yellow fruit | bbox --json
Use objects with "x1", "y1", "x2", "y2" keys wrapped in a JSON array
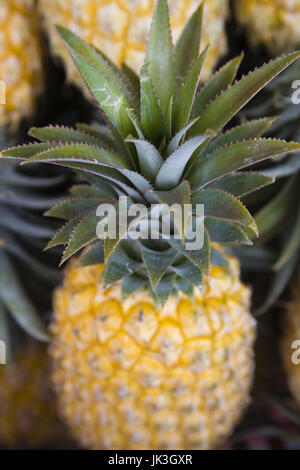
[
  {"x1": 50, "y1": 258, "x2": 255, "y2": 449},
  {"x1": 0, "y1": 341, "x2": 58, "y2": 448},
  {"x1": 235, "y1": 0, "x2": 300, "y2": 54},
  {"x1": 0, "y1": 0, "x2": 43, "y2": 130},
  {"x1": 39, "y1": 0, "x2": 228, "y2": 95},
  {"x1": 4, "y1": 0, "x2": 300, "y2": 450}
]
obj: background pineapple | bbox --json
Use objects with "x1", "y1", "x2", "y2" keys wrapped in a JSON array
[
  {"x1": 281, "y1": 279, "x2": 300, "y2": 407},
  {"x1": 0, "y1": 0, "x2": 43, "y2": 130},
  {"x1": 234, "y1": 0, "x2": 300, "y2": 54},
  {"x1": 235, "y1": 63, "x2": 300, "y2": 409},
  {"x1": 0, "y1": 338, "x2": 61, "y2": 448},
  {"x1": 0, "y1": 140, "x2": 68, "y2": 447},
  {"x1": 39, "y1": 0, "x2": 228, "y2": 97},
  {"x1": 3, "y1": 0, "x2": 300, "y2": 451}
]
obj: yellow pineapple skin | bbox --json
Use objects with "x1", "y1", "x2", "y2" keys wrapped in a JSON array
[
  {"x1": 282, "y1": 278, "x2": 300, "y2": 404},
  {"x1": 0, "y1": 341, "x2": 59, "y2": 448},
  {"x1": 0, "y1": 0, "x2": 43, "y2": 130},
  {"x1": 50, "y1": 256, "x2": 256, "y2": 450},
  {"x1": 39, "y1": 0, "x2": 228, "y2": 97},
  {"x1": 235, "y1": 0, "x2": 300, "y2": 53}
]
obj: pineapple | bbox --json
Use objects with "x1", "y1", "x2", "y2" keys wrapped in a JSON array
[
  {"x1": 237, "y1": 64, "x2": 300, "y2": 405},
  {"x1": 0, "y1": 141, "x2": 67, "y2": 446},
  {"x1": 0, "y1": 0, "x2": 43, "y2": 130},
  {"x1": 39, "y1": 0, "x2": 228, "y2": 96},
  {"x1": 3, "y1": 0, "x2": 300, "y2": 450},
  {"x1": 0, "y1": 339, "x2": 60, "y2": 448},
  {"x1": 281, "y1": 278, "x2": 300, "y2": 407},
  {"x1": 234, "y1": 0, "x2": 300, "y2": 54}
]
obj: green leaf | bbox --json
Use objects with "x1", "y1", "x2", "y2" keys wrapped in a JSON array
[
  {"x1": 46, "y1": 218, "x2": 80, "y2": 249},
  {"x1": 64, "y1": 48, "x2": 135, "y2": 140},
  {"x1": 274, "y1": 208, "x2": 300, "y2": 270},
  {"x1": 145, "y1": 0, "x2": 176, "y2": 115},
  {"x1": 29, "y1": 126, "x2": 102, "y2": 146},
  {"x1": 255, "y1": 176, "x2": 299, "y2": 240},
  {"x1": 60, "y1": 214, "x2": 100, "y2": 265},
  {"x1": 174, "y1": 278, "x2": 194, "y2": 300},
  {"x1": 126, "y1": 108, "x2": 145, "y2": 139},
  {"x1": 70, "y1": 184, "x2": 116, "y2": 199},
  {"x1": 156, "y1": 135, "x2": 211, "y2": 190},
  {"x1": 153, "y1": 274, "x2": 175, "y2": 306},
  {"x1": 190, "y1": 51, "x2": 300, "y2": 135},
  {"x1": 173, "y1": 46, "x2": 209, "y2": 132},
  {"x1": 166, "y1": 117, "x2": 200, "y2": 155},
  {"x1": 210, "y1": 247, "x2": 230, "y2": 268},
  {"x1": 192, "y1": 54, "x2": 243, "y2": 116},
  {"x1": 104, "y1": 244, "x2": 141, "y2": 287},
  {"x1": 73, "y1": 171, "x2": 121, "y2": 198},
  {"x1": 0, "y1": 249, "x2": 50, "y2": 341},
  {"x1": 168, "y1": 227, "x2": 210, "y2": 276},
  {"x1": 23, "y1": 144, "x2": 129, "y2": 169},
  {"x1": 190, "y1": 139, "x2": 300, "y2": 190},
  {"x1": 209, "y1": 172, "x2": 275, "y2": 198},
  {"x1": 172, "y1": 258, "x2": 202, "y2": 286},
  {"x1": 76, "y1": 123, "x2": 120, "y2": 152},
  {"x1": 140, "y1": 65, "x2": 163, "y2": 144},
  {"x1": 57, "y1": 25, "x2": 136, "y2": 108},
  {"x1": 73, "y1": 166, "x2": 144, "y2": 203},
  {"x1": 1, "y1": 143, "x2": 58, "y2": 160},
  {"x1": 122, "y1": 274, "x2": 146, "y2": 301},
  {"x1": 141, "y1": 245, "x2": 177, "y2": 289},
  {"x1": 203, "y1": 117, "x2": 278, "y2": 157},
  {"x1": 255, "y1": 256, "x2": 298, "y2": 316},
  {"x1": 119, "y1": 169, "x2": 153, "y2": 195},
  {"x1": 175, "y1": 3, "x2": 203, "y2": 81},
  {"x1": 153, "y1": 181, "x2": 191, "y2": 240},
  {"x1": 205, "y1": 218, "x2": 252, "y2": 245},
  {"x1": 77, "y1": 243, "x2": 104, "y2": 267},
  {"x1": 104, "y1": 203, "x2": 150, "y2": 262},
  {"x1": 126, "y1": 138, "x2": 164, "y2": 182},
  {"x1": 164, "y1": 95, "x2": 174, "y2": 141},
  {"x1": 192, "y1": 189, "x2": 257, "y2": 233},
  {"x1": 262, "y1": 153, "x2": 300, "y2": 178},
  {"x1": 121, "y1": 63, "x2": 140, "y2": 98},
  {"x1": 45, "y1": 198, "x2": 100, "y2": 220}
]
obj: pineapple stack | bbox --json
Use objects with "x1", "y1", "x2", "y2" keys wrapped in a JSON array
[
  {"x1": 0, "y1": 0, "x2": 43, "y2": 130},
  {"x1": 4, "y1": 0, "x2": 300, "y2": 450},
  {"x1": 234, "y1": 0, "x2": 300, "y2": 54},
  {"x1": 39, "y1": 0, "x2": 228, "y2": 96}
]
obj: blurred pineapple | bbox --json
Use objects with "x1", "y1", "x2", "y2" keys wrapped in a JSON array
[
  {"x1": 39, "y1": 0, "x2": 228, "y2": 97},
  {"x1": 282, "y1": 278, "x2": 300, "y2": 406},
  {"x1": 0, "y1": 339, "x2": 61, "y2": 448},
  {"x1": 234, "y1": 0, "x2": 300, "y2": 54},
  {"x1": 0, "y1": 0, "x2": 43, "y2": 130}
]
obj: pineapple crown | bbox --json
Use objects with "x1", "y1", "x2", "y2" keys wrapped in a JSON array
[
  {"x1": 0, "y1": 159, "x2": 66, "y2": 344},
  {"x1": 238, "y1": 62, "x2": 300, "y2": 314},
  {"x1": 2, "y1": 0, "x2": 300, "y2": 307}
]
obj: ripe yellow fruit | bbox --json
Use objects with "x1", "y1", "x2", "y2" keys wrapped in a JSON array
[
  {"x1": 39, "y1": 0, "x2": 228, "y2": 97},
  {"x1": 0, "y1": 340, "x2": 59, "y2": 448},
  {"x1": 0, "y1": 0, "x2": 43, "y2": 130},
  {"x1": 282, "y1": 278, "x2": 300, "y2": 404},
  {"x1": 50, "y1": 256, "x2": 255, "y2": 450},
  {"x1": 234, "y1": 0, "x2": 300, "y2": 53}
]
